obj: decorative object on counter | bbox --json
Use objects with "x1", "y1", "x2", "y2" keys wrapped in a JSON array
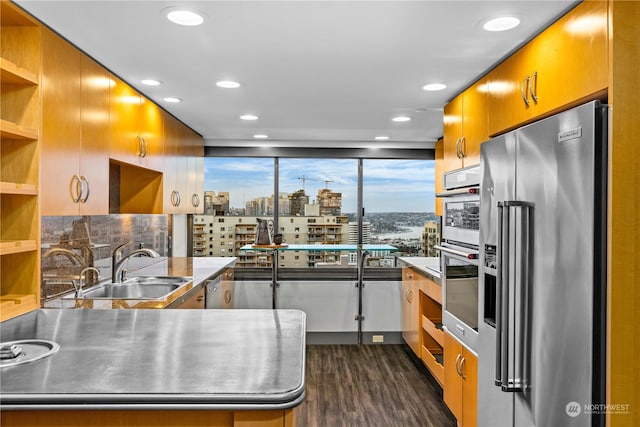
[
  {"x1": 272, "y1": 233, "x2": 284, "y2": 245},
  {"x1": 254, "y1": 218, "x2": 273, "y2": 246}
]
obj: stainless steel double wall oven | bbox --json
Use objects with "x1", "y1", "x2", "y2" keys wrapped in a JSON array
[{"x1": 436, "y1": 165, "x2": 480, "y2": 351}]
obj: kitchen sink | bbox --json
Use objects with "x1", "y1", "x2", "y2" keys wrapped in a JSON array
[{"x1": 64, "y1": 276, "x2": 193, "y2": 300}]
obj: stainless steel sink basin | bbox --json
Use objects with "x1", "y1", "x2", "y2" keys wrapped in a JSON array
[
  {"x1": 82, "y1": 283, "x2": 181, "y2": 299},
  {"x1": 65, "y1": 276, "x2": 193, "y2": 300}
]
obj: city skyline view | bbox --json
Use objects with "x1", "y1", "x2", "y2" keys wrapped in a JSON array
[{"x1": 204, "y1": 158, "x2": 436, "y2": 213}]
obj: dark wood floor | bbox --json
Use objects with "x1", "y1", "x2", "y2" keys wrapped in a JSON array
[{"x1": 296, "y1": 345, "x2": 457, "y2": 427}]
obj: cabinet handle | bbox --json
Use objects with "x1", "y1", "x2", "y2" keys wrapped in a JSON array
[
  {"x1": 460, "y1": 356, "x2": 467, "y2": 379},
  {"x1": 224, "y1": 289, "x2": 232, "y2": 304},
  {"x1": 176, "y1": 191, "x2": 181, "y2": 206},
  {"x1": 459, "y1": 136, "x2": 466, "y2": 159},
  {"x1": 70, "y1": 174, "x2": 82, "y2": 203},
  {"x1": 192, "y1": 193, "x2": 200, "y2": 207},
  {"x1": 405, "y1": 289, "x2": 413, "y2": 303},
  {"x1": 136, "y1": 136, "x2": 147, "y2": 158},
  {"x1": 196, "y1": 295, "x2": 204, "y2": 302},
  {"x1": 455, "y1": 353, "x2": 462, "y2": 376},
  {"x1": 521, "y1": 75, "x2": 530, "y2": 106},
  {"x1": 529, "y1": 71, "x2": 538, "y2": 103},
  {"x1": 79, "y1": 176, "x2": 90, "y2": 203},
  {"x1": 455, "y1": 138, "x2": 461, "y2": 159}
]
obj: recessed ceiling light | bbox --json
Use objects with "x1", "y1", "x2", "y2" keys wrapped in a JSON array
[
  {"x1": 253, "y1": 134, "x2": 269, "y2": 139},
  {"x1": 375, "y1": 136, "x2": 390, "y2": 141},
  {"x1": 166, "y1": 9, "x2": 204, "y2": 26},
  {"x1": 216, "y1": 80, "x2": 241, "y2": 89},
  {"x1": 392, "y1": 116, "x2": 411, "y2": 122},
  {"x1": 163, "y1": 97, "x2": 182, "y2": 103},
  {"x1": 240, "y1": 114, "x2": 258, "y2": 121},
  {"x1": 141, "y1": 79, "x2": 162, "y2": 86},
  {"x1": 422, "y1": 83, "x2": 447, "y2": 91},
  {"x1": 483, "y1": 16, "x2": 520, "y2": 32}
]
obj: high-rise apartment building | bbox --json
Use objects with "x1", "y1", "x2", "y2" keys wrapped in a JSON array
[
  {"x1": 317, "y1": 188, "x2": 341, "y2": 216},
  {"x1": 348, "y1": 221, "x2": 371, "y2": 244},
  {"x1": 193, "y1": 214, "x2": 350, "y2": 268},
  {"x1": 288, "y1": 190, "x2": 308, "y2": 216},
  {"x1": 422, "y1": 221, "x2": 440, "y2": 257},
  {"x1": 204, "y1": 191, "x2": 229, "y2": 215}
]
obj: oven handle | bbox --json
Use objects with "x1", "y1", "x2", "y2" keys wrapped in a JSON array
[
  {"x1": 435, "y1": 186, "x2": 480, "y2": 198},
  {"x1": 435, "y1": 245, "x2": 479, "y2": 261}
]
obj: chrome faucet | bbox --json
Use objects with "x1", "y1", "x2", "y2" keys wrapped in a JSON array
[
  {"x1": 75, "y1": 267, "x2": 100, "y2": 298},
  {"x1": 43, "y1": 247, "x2": 85, "y2": 266},
  {"x1": 111, "y1": 242, "x2": 160, "y2": 282}
]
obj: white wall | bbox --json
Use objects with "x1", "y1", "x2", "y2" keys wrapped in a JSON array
[{"x1": 233, "y1": 279, "x2": 402, "y2": 333}]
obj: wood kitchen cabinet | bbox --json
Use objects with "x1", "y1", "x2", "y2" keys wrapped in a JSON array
[
  {"x1": 110, "y1": 75, "x2": 163, "y2": 172},
  {"x1": 420, "y1": 288, "x2": 444, "y2": 387},
  {"x1": 166, "y1": 285, "x2": 205, "y2": 309},
  {"x1": 163, "y1": 110, "x2": 204, "y2": 214},
  {"x1": 402, "y1": 266, "x2": 420, "y2": 356},
  {"x1": 402, "y1": 265, "x2": 445, "y2": 386},
  {"x1": 444, "y1": 331, "x2": 477, "y2": 427},
  {"x1": 442, "y1": 79, "x2": 488, "y2": 172},
  {"x1": 487, "y1": 0, "x2": 607, "y2": 136},
  {"x1": 0, "y1": 1, "x2": 42, "y2": 321},
  {"x1": 40, "y1": 28, "x2": 109, "y2": 215}
]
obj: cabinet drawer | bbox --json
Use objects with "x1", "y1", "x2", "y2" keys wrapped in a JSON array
[
  {"x1": 422, "y1": 344, "x2": 444, "y2": 386},
  {"x1": 422, "y1": 314, "x2": 444, "y2": 347},
  {"x1": 418, "y1": 275, "x2": 442, "y2": 304}
]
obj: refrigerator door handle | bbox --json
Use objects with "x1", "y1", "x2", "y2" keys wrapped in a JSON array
[{"x1": 496, "y1": 201, "x2": 530, "y2": 393}]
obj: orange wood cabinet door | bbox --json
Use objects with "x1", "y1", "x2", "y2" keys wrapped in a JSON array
[
  {"x1": 139, "y1": 97, "x2": 164, "y2": 172},
  {"x1": 41, "y1": 29, "x2": 110, "y2": 216},
  {"x1": 444, "y1": 331, "x2": 463, "y2": 421},
  {"x1": 442, "y1": 93, "x2": 463, "y2": 172},
  {"x1": 401, "y1": 267, "x2": 421, "y2": 356},
  {"x1": 79, "y1": 54, "x2": 109, "y2": 214},
  {"x1": 487, "y1": 1, "x2": 607, "y2": 136},
  {"x1": 186, "y1": 129, "x2": 204, "y2": 214},
  {"x1": 444, "y1": 331, "x2": 478, "y2": 427},
  {"x1": 109, "y1": 75, "x2": 140, "y2": 166},
  {"x1": 529, "y1": 0, "x2": 607, "y2": 115},
  {"x1": 485, "y1": 46, "x2": 533, "y2": 136},
  {"x1": 441, "y1": 79, "x2": 488, "y2": 178},
  {"x1": 40, "y1": 28, "x2": 81, "y2": 216},
  {"x1": 162, "y1": 111, "x2": 187, "y2": 214},
  {"x1": 461, "y1": 347, "x2": 478, "y2": 427},
  {"x1": 460, "y1": 79, "x2": 488, "y2": 167}
]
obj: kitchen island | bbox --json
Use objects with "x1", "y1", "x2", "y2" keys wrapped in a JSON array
[{"x1": 0, "y1": 308, "x2": 305, "y2": 426}]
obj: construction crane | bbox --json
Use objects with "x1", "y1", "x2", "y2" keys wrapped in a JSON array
[
  {"x1": 298, "y1": 175, "x2": 307, "y2": 191},
  {"x1": 324, "y1": 180, "x2": 334, "y2": 189}
]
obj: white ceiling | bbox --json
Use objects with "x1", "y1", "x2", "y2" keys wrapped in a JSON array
[{"x1": 17, "y1": 0, "x2": 578, "y2": 150}]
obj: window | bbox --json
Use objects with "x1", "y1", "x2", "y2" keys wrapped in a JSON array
[
  {"x1": 363, "y1": 159, "x2": 439, "y2": 260},
  {"x1": 202, "y1": 157, "x2": 436, "y2": 269}
]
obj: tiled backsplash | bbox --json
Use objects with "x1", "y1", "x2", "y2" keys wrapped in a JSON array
[{"x1": 41, "y1": 215, "x2": 169, "y2": 300}]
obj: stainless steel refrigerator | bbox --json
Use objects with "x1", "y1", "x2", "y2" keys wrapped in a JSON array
[{"x1": 478, "y1": 101, "x2": 607, "y2": 427}]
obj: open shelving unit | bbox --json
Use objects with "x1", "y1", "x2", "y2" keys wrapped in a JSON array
[
  {"x1": 420, "y1": 287, "x2": 444, "y2": 386},
  {"x1": 1, "y1": 0, "x2": 42, "y2": 321}
]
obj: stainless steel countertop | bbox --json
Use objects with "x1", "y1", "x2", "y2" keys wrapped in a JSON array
[
  {"x1": 398, "y1": 256, "x2": 441, "y2": 281},
  {"x1": 132, "y1": 257, "x2": 237, "y2": 287},
  {"x1": 0, "y1": 309, "x2": 305, "y2": 410}
]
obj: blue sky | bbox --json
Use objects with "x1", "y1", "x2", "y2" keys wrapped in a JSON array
[{"x1": 204, "y1": 158, "x2": 435, "y2": 213}]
